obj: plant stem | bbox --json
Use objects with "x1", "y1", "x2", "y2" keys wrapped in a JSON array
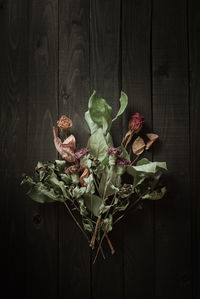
[
  {"x1": 63, "y1": 200, "x2": 89, "y2": 243},
  {"x1": 105, "y1": 233, "x2": 115, "y2": 254},
  {"x1": 93, "y1": 231, "x2": 106, "y2": 264},
  {"x1": 90, "y1": 215, "x2": 101, "y2": 248}
]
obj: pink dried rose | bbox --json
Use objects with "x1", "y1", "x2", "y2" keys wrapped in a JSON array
[
  {"x1": 145, "y1": 133, "x2": 159, "y2": 150},
  {"x1": 129, "y1": 112, "x2": 145, "y2": 133},
  {"x1": 53, "y1": 127, "x2": 76, "y2": 162},
  {"x1": 57, "y1": 115, "x2": 72, "y2": 131}
]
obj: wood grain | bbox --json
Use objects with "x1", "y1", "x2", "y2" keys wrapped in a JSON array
[
  {"x1": 58, "y1": 1, "x2": 91, "y2": 298},
  {"x1": 188, "y1": 1, "x2": 200, "y2": 298},
  {"x1": 26, "y1": 1, "x2": 59, "y2": 298},
  {"x1": 122, "y1": 1, "x2": 154, "y2": 298},
  {"x1": 90, "y1": 1, "x2": 123, "y2": 298},
  {"x1": 152, "y1": 0, "x2": 192, "y2": 298},
  {"x1": 0, "y1": 1, "x2": 28, "y2": 297}
]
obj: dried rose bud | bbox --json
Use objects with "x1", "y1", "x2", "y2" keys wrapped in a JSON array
[
  {"x1": 57, "y1": 115, "x2": 72, "y2": 131},
  {"x1": 74, "y1": 148, "x2": 90, "y2": 160},
  {"x1": 116, "y1": 157, "x2": 131, "y2": 166},
  {"x1": 107, "y1": 147, "x2": 122, "y2": 156},
  {"x1": 129, "y1": 113, "x2": 144, "y2": 133}
]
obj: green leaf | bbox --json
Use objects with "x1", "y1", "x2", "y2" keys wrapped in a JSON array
[
  {"x1": 84, "y1": 110, "x2": 99, "y2": 135},
  {"x1": 80, "y1": 155, "x2": 92, "y2": 168},
  {"x1": 84, "y1": 194, "x2": 103, "y2": 217},
  {"x1": 142, "y1": 186, "x2": 167, "y2": 200},
  {"x1": 78, "y1": 198, "x2": 88, "y2": 216},
  {"x1": 87, "y1": 128, "x2": 108, "y2": 161},
  {"x1": 116, "y1": 199, "x2": 130, "y2": 211},
  {"x1": 21, "y1": 176, "x2": 35, "y2": 186},
  {"x1": 99, "y1": 166, "x2": 121, "y2": 197},
  {"x1": 136, "y1": 158, "x2": 150, "y2": 166},
  {"x1": 60, "y1": 173, "x2": 71, "y2": 184},
  {"x1": 88, "y1": 90, "x2": 112, "y2": 133},
  {"x1": 72, "y1": 186, "x2": 86, "y2": 199},
  {"x1": 54, "y1": 160, "x2": 66, "y2": 171},
  {"x1": 112, "y1": 91, "x2": 128, "y2": 122},
  {"x1": 46, "y1": 173, "x2": 69, "y2": 199},
  {"x1": 36, "y1": 161, "x2": 44, "y2": 169},
  {"x1": 127, "y1": 160, "x2": 167, "y2": 187},
  {"x1": 27, "y1": 182, "x2": 59, "y2": 203},
  {"x1": 82, "y1": 217, "x2": 93, "y2": 232},
  {"x1": 105, "y1": 132, "x2": 113, "y2": 147}
]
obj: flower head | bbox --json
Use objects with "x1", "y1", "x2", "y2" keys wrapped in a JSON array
[
  {"x1": 107, "y1": 147, "x2": 122, "y2": 157},
  {"x1": 74, "y1": 148, "x2": 90, "y2": 160},
  {"x1": 116, "y1": 157, "x2": 131, "y2": 166},
  {"x1": 57, "y1": 115, "x2": 72, "y2": 131},
  {"x1": 129, "y1": 113, "x2": 144, "y2": 133}
]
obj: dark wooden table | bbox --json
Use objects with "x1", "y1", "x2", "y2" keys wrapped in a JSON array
[{"x1": 0, "y1": 0, "x2": 199, "y2": 298}]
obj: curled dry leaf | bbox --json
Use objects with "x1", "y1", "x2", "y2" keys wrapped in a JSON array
[
  {"x1": 146, "y1": 133, "x2": 159, "y2": 150},
  {"x1": 80, "y1": 168, "x2": 90, "y2": 187},
  {"x1": 53, "y1": 127, "x2": 76, "y2": 162},
  {"x1": 57, "y1": 115, "x2": 72, "y2": 131},
  {"x1": 132, "y1": 136, "x2": 145, "y2": 155}
]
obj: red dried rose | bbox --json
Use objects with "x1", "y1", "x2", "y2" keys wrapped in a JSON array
[
  {"x1": 129, "y1": 113, "x2": 144, "y2": 133},
  {"x1": 57, "y1": 115, "x2": 72, "y2": 131}
]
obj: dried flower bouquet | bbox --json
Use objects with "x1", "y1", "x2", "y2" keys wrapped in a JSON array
[{"x1": 21, "y1": 91, "x2": 167, "y2": 263}]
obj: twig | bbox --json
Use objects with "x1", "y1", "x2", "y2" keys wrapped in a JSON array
[
  {"x1": 105, "y1": 233, "x2": 115, "y2": 254},
  {"x1": 90, "y1": 216, "x2": 101, "y2": 248},
  {"x1": 93, "y1": 231, "x2": 106, "y2": 264},
  {"x1": 63, "y1": 200, "x2": 89, "y2": 243}
]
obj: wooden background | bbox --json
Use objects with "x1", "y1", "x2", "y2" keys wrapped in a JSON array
[{"x1": 0, "y1": 0, "x2": 200, "y2": 298}]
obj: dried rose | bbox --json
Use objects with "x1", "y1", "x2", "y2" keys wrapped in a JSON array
[
  {"x1": 74, "y1": 148, "x2": 90, "y2": 160},
  {"x1": 57, "y1": 115, "x2": 72, "y2": 131},
  {"x1": 129, "y1": 112, "x2": 144, "y2": 133},
  {"x1": 122, "y1": 113, "x2": 145, "y2": 149},
  {"x1": 132, "y1": 136, "x2": 145, "y2": 155},
  {"x1": 116, "y1": 157, "x2": 131, "y2": 166},
  {"x1": 53, "y1": 127, "x2": 76, "y2": 162},
  {"x1": 145, "y1": 133, "x2": 159, "y2": 150},
  {"x1": 107, "y1": 147, "x2": 122, "y2": 156}
]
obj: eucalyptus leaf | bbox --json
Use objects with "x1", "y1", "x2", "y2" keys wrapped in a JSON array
[
  {"x1": 142, "y1": 186, "x2": 167, "y2": 200},
  {"x1": 112, "y1": 91, "x2": 128, "y2": 122},
  {"x1": 88, "y1": 90, "x2": 112, "y2": 133},
  {"x1": 82, "y1": 217, "x2": 93, "y2": 232},
  {"x1": 84, "y1": 110, "x2": 99, "y2": 135},
  {"x1": 84, "y1": 194, "x2": 103, "y2": 217},
  {"x1": 54, "y1": 160, "x2": 66, "y2": 171},
  {"x1": 87, "y1": 128, "x2": 108, "y2": 161},
  {"x1": 27, "y1": 182, "x2": 59, "y2": 203}
]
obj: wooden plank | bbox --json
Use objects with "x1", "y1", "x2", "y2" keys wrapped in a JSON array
[
  {"x1": 26, "y1": 1, "x2": 59, "y2": 298},
  {"x1": 122, "y1": 1, "x2": 154, "y2": 298},
  {"x1": 188, "y1": 1, "x2": 200, "y2": 298},
  {"x1": 58, "y1": 1, "x2": 91, "y2": 298},
  {"x1": 152, "y1": 0, "x2": 192, "y2": 298},
  {"x1": 0, "y1": 1, "x2": 28, "y2": 298},
  {"x1": 90, "y1": 1, "x2": 123, "y2": 298}
]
